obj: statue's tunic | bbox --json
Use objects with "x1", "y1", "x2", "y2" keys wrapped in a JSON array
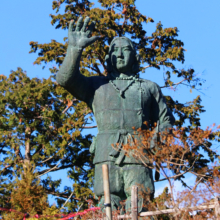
[
  {"x1": 57, "y1": 72, "x2": 174, "y2": 205},
  {"x1": 81, "y1": 76, "x2": 175, "y2": 165}
]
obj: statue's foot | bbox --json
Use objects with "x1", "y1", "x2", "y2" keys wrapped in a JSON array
[{"x1": 98, "y1": 194, "x2": 122, "y2": 212}]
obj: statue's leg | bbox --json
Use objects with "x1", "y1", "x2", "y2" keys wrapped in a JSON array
[
  {"x1": 123, "y1": 164, "x2": 155, "y2": 213},
  {"x1": 94, "y1": 162, "x2": 125, "y2": 212}
]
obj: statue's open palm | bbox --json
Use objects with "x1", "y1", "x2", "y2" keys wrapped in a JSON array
[{"x1": 68, "y1": 17, "x2": 99, "y2": 49}]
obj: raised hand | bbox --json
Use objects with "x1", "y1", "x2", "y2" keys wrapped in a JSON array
[{"x1": 68, "y1": 17, "x2": 99, "y2": 49}]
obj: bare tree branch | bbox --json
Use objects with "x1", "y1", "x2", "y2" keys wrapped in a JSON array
[
  {"x1": 82, "y1": 125, "x2": 97, "y2": 129},
  {"x1": 155, "y1": 160, "x2": 197, "y2": 182},
  {"x1": 190, "y1": 177, "x2": 203, "y2": 194},
  {"x1": 142, "y1": 63, "x2": 162, "y2": 70},
  {"x1": 61, "y1": 190, "x2": 75, "y2": 210},
  {"x1": 62, "y1": 98, "x2": 78, "y2": 114},
  {"x1": 37, "y1": 156, "x2": 68, "y2": 178},
  {"x1": 160, "y1": 78, "x2": 188, "y2": 89},
  {"x1": 45, "y1": 189, "x2": 80, "y2": 201}
]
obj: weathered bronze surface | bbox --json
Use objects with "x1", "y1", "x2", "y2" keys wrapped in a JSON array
[{"x1": 56, "y1": 17, "x2": 174, "y2": 212}]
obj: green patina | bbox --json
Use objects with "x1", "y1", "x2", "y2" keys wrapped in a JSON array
[{"x1": 56, "y1": 17, "x2": 174, "y2": 213}]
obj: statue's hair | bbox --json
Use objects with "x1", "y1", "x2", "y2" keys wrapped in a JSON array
[
  {"x1": 109, "y1": 37, "x2": 136, "y2": 54},
  {"x1": 105, "y1": 37, "x2": 140, "y2": 74}
]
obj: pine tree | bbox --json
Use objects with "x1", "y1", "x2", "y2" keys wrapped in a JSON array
[
  {"x1": 1, "y1": 166, "x2": 60, "y2": 220},
  {"x1": 0, "y1": 68, "x2": 94, "y2": 215},
  {"x1": 0, "y1": 0, "x2": 219, "y2": 218}
]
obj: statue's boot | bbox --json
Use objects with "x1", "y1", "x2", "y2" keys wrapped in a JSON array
[{"x1": 98, "y1": 194, "x2": 122, "y2": 213}]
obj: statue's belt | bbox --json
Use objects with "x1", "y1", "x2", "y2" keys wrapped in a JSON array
[{"x1": 99, "y1": 129, "x2": 135, "y2": 165}]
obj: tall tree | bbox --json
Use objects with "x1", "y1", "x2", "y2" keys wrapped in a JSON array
[
  {"x1": 0, "y1": 68, "x2": 94, "y2": 215},
  {"x1": 0, "y1": 0, "x2": 219, "y2": 218}
]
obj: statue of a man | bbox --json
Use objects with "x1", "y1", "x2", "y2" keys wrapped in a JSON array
[{"x1": 56, "y1": 17, "x2": 174, "y2": 212}]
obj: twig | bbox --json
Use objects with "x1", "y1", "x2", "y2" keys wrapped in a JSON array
[
  {"x1": 111, "y1": 3, "x2": 117, "y2": 11},
  {"x1": 202, "y1": 181, "x2": 215, "y2": 197},
  {"x1": 165, "y1": 160, "x2": 186, "y2": 166},
  {"x1": 189, "y1": 171, "x2": 208, "y2": 178},
  {"x1": 37, "y1": 156, "x2": 67, "y2": 178},
  {"x1": 61, "y1": 190, "x2": 75, "y2": 210},
  {"x1": 45, "y1": 190, "x2": 80, "y2": 200},
  {"x1": 203, "y1": 142, "x2": 214, "y2": 153},
  {"x1": 37, "y1": 164, "x2": 73, "y2": 176},
  {"x1": 190, "y1": 177, "x2": 203, "y2": 194},
  {"x1": 155, "y1": 160, "x2": 196, "y2": 182},
  {"x1": 160, "y1": 78, "x2": 187, "y2": 89},
  {"x1": 161, "y1": 165, "x2": 178, "y2": 219},
  {"x1": 74, "y1": 200, "x2": 85, "y2": 220},
  {"x1": 41, "y1": 155, "x2": 56, "y2": 164},
  {"x1": 142, "y1": 63, "x2": 162, "y2": 70},
  {"x1": 62, "y1": 98, "x2": 78, "y2": 114},
  {"x1": 83, "y1": 125, "x2": 97, "y2": 129}
]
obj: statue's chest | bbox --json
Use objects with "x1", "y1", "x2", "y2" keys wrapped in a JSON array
[{"x1": 92, "y1": 80, "x2": 151, "y2": 113}]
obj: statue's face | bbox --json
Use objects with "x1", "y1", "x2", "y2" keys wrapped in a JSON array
[{"x1": 110, "y1": 38, "x2": 135, "y2": 74}]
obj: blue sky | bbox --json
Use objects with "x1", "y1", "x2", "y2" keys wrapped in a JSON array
[
  {"x1": 1, "y1": 0, "x2": 220, "y2": 202},
  {"x1": 1, "y1": 1, "x2": 220, "y2": 127}
]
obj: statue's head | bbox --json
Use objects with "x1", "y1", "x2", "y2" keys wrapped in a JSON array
[{"x1": 105, "y1": 37, "x2": 140, "y2": 76}]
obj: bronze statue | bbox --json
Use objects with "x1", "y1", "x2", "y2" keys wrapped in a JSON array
[{"x1": 56, "y1": 17, "x2": 174, "y2": 212}]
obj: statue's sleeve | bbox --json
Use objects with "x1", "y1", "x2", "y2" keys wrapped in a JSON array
[
  {"x1": 57, "y1": 73, "x2": 94, "y2": 103},
  {"x1": 150, "y1": 83, "x2": 175, "y2": 131},
  {"x1": 56, "y1": 47, "x2": 94, "y2": 104}
]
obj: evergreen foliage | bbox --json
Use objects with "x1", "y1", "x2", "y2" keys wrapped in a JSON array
[
  {"x1": 0, "y1": 0, "x2": 219, "y2": 218},
  {"x1": 2, "y1": 166, "x2": 59, "y2": 220},
  {"x1": 0, "y1": 68, "x2": 94, "y2": 214}
]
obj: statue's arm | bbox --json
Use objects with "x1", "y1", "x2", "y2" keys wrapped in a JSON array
[
  {"x1": 56, "y1": 46, "x2": 90, "y2": 101},
  {"x1": 150, "y1": 83, "x2": 175, "y2": 131},
  {"x1": 56, "y1": 17, "x2": 99, "y2": 102}
]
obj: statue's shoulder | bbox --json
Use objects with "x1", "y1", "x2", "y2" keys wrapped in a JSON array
[
  {"x1": 89, "y1": 75, "x2": 109, "y2": 89},
  {"x1": 139, "y1": 78, "x2": 159, "y2": 89}
]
